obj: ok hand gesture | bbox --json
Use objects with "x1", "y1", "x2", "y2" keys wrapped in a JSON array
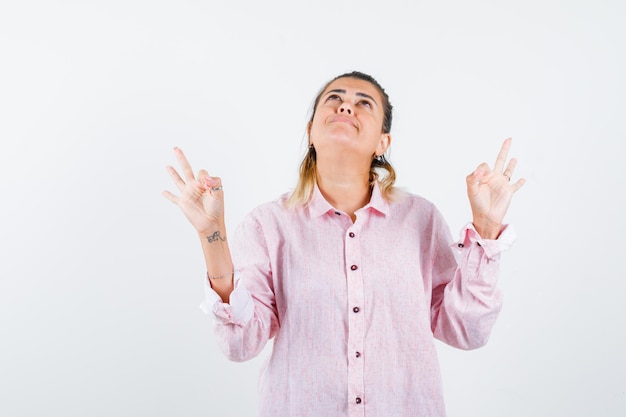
[
  {"x1": 162, "y1": 147, "x2": 225, "y2": 235},
  {"x1": 466, "y1": 138, "x2": 525, "y2": 239}
]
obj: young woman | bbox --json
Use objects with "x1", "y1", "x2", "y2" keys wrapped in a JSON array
[{"x1": 163, "y1": 71, "x2": 525, "y2": 417}]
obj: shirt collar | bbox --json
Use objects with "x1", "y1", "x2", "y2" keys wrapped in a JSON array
[
  {"x1": 307, "y1": 181, "x2": 390, "y2": 218},
  {"x1": 366, "y1": 181, "x2": 390, "y2": 216}
]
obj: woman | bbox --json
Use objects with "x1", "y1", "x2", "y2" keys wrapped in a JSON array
[{"x1": 163, "y1": 71, "x2": 525, "y2": 417}]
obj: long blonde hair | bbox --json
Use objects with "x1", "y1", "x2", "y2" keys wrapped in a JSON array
[{"x1": 287, "y1": 71, "x2": 397, "y2": 207}]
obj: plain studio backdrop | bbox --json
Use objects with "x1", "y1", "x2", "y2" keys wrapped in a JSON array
[{"x1": 1, "y1": 0, "x2": 624, "y2": 416}]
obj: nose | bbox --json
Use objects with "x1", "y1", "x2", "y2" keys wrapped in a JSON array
[{"x1": 338, "y1": 102, "x2": 352, "y2": 115}]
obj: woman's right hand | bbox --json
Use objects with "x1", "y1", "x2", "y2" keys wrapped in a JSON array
[{"x1": 162, "y1": 147, "x2": 225, "y2": 234}]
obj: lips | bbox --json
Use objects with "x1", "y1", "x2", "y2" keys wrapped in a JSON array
[{"x1": 329, "y1": 115, "x2": 357, "y2": 128}]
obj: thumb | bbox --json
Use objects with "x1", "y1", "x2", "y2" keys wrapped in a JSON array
[
  {"x1": 197, "y1": 169, "x2": 209, "y2": 180},
  {"x1": 466, "y1": 163, "x2": 489, "y2": 196},
  {"x1": 197, "y1": 169, "x2": 209, "y2": 189}
]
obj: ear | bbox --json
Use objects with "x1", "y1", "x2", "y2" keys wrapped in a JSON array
[{"x1": 376, "y1": 133, "x2": 391, "y2": 156}]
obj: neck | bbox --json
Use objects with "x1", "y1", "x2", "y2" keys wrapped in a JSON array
[{"x1": 316, "y1": 156, "x2": 372, "y2": 221}]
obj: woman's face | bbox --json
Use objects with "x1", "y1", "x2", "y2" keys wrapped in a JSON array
[{"x1": 309, "y1": 77, "x2": 390, "y2": 161}]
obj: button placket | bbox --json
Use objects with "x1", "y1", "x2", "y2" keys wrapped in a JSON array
[{"x1": 345, "y1": 224, "x2": 365, "y2": 415}]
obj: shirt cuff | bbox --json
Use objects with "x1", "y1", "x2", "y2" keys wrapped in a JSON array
[
  {"x1": 198, "y1": 271, "x2": 254, "y2": 326},
  {"x1": 453, "y1": 222, "x2": 517, "y2": 260}
]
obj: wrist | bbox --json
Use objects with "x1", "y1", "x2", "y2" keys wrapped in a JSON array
[
  {"x1": 197, "y1": 221, "x2": 226, "y2": 238},
  {"x1": 472, "y1": 218, "x2": 502, "y2": 240}
]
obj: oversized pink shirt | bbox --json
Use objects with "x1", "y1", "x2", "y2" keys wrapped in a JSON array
[{"x1": 201, "y1": 183, "x2": 515, "y2": 417}]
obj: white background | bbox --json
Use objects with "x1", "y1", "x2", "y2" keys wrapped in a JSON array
[{"x1": 1, "y1": 0, "x2": 624, "y2": 416}]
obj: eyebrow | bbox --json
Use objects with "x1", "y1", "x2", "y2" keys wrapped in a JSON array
[{"x1": 325, "y1": 89, "x2": 378, "y2": 106}]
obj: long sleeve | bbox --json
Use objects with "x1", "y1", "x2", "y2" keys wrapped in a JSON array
[
  {"x1": 430, "y1": 220, "x2": 516, "y2": 350},
  {"x1": 199, "y1": 213, "x2": 280, "y2": 362}
]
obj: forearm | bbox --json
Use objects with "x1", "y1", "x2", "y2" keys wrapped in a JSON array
[
  {"x1": 199, "y1": 222, "x2": 234, "y2": 303},
  {"x1": 431, "y1": 224, "x2": 513, "y2": 349},
  {"x1": 433, "y1": 261, "x2": 503, "y2": 350}
]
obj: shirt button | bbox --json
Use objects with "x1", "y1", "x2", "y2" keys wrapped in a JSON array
[
  {"x1": 457, "y1": 243, "x2": 464, "y2": 248},
  {"x1": 355, "y1": 397, "x2": 362, "y2": 404},
  {"x1": 350, "y1": 264, "x2": 358, "y2": 271},
  {"x1": 355, "y1": 351, "x2": 361, "y2": 358},
  {"x1": 349, "y1": 232, "x2": 355, "y2": 238},
  {"x1": 353, "y1": 307, "x2": 360, "y2": 313},
  {"x1": 334, "y1": 211, "x2": 341, "y2": 216}
]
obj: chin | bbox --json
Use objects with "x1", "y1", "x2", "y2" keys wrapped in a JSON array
[{"x1": 326, "y1": 127, "x2": 357, "y2": 142}]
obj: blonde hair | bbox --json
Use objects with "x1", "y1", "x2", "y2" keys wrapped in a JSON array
[{"x1": 287, "y1": 71, "x2": 397, "y2": 207}]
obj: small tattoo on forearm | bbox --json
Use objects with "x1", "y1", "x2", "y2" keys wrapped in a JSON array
[{"x1": 206, "y1": 231, "x2": 226, "y2": 243}]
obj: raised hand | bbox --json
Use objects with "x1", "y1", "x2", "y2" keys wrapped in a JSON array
[
  {"x1": 466, "y1": 138, "x2": 525, "y2": 239},
  {"x1": 162, "y1": 147, "x2": 225, "y2": 235}
]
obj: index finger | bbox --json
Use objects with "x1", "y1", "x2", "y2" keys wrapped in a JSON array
[
  {"x1": 173, "y1": 147, "x2": 195, "y2": 181},
  {"x1": 493, "y1": 138, "x2": 512, "y2": 173}
]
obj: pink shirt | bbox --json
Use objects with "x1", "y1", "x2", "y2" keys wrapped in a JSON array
[{"x1": 201, "y1": 183, "x2": 515, "y2": 417}]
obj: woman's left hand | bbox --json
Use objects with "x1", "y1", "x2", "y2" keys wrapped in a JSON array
[{"x1": 466, "y1": 138, "x2": 526, "y2": 239}]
